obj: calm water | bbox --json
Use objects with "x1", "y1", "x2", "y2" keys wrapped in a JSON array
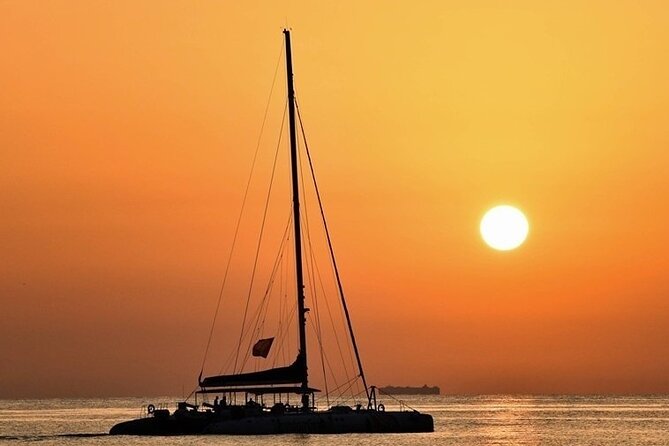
[{"x1": 1, "y1": 395, "x2": 668, "y2": 445}]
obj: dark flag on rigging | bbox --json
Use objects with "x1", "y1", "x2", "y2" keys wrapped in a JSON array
[{"x1": 252, "y1": 338, "x2": 274, "y2": 358}]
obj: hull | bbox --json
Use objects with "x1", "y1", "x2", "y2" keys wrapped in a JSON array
[
  {"x1": 109, "y1": 410, "x2": 211, "y2": 435},
  {"x1": 109, "y1": 410, "x2": 433, "y2": 435}
]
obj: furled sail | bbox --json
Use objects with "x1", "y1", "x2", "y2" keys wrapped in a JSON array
[{"x1": 199, "y1": 354, "x2": 306, "y2": 388}]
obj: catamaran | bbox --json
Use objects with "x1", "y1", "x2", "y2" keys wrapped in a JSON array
[{"x1": 110, "y1": 29, "x2": 433, "y2": 436}]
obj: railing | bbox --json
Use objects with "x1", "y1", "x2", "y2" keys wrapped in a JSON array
[{"x1": 140, "y1": 402, "x2": 170, "y2": 418}]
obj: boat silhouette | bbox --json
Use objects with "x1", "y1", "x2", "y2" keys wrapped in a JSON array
[{"x1": 109, "y1": 29, "x2": 433, "y2": 436}]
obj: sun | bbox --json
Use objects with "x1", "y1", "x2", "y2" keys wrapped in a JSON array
[{"x1": 480, "y1": 205, "x2": 529, "y2": 251}]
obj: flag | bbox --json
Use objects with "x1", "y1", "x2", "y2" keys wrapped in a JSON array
[{"x1": 252, "y1": 337, "x2": 274, "y2": 358}]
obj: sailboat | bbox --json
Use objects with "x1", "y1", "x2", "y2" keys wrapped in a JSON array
[{"x1": 109, "y1": 30, "x2": 433, "y2": 436}]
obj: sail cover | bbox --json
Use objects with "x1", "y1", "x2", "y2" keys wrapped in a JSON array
[{"x1": 199, "y1": 354, "x2": 306, "y2": 388}]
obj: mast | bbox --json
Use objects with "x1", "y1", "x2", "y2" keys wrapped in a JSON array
[{"x1": 284, "y1": 29, "x2": 310, "y2": 409}]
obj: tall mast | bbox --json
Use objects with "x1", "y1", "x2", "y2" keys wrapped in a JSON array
[{"x1": 284, "y1": 29, "x2": 309, "y2": 408}]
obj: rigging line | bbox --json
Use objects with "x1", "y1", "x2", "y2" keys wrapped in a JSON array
[
  {"x1": 239, "y1": 212, "x2": 292, "y2": 372},
  {"x1": 295, "y1": 97, "x2": 370, "y2": 402},
  {"x1": 320, "y1": 270, "x2": 355, "y2": 384},
  {"x1": 233, "y1": 101, "x2": 287, "y2": 373},
  {"x1": 329, "y1": 375, "x2": 360, "y2": 402},
  {"x1": 297, "y1": 174, "x2": 355, "y2": 384},
  {"x1": 331, "y1": 382, "x2": 366, "y2": 406},
  {"x1": 333, "y1": 388, "x2": 367, "y2": 407},
  {"x1": 324, "y1": 374, "x2": 357, "y2": 397},
  {"x1": 238, "y1": 211, "x2": 293, "y2": 371},
  {"x1": 293, "y1": 101, "x2": 356, "y2": 392},
  {"x1": 303, "y1": 216, "x2": 355, "y2": 384},
  {"x1": 255, "y1": 211, "x2": 293, "y2": 338},
  {"x1": 306, "y1": 249, "x2": 331, "y2": 404},
  {"x1": 271, "y1": 299, "x2": 298, "y2": 367},
  {"x1": 294, "y1": 101, "x2": 359, "y2": 398},
  {"x1": 218, "y1": 114, "x2": 288, "y2": 376},
  {"x1": 257, "y1": 211, "x2": 293, "y2": 315},
  {"x1": 271, "y1": 215, "x2": 292, "y2": 362},
  {"x1": 276, "y1": 229, "x2": 286, "y2": 366},
  {"x1": 273, "y1": 227, "x2": 294, "y2": 368},
  {"x1": 377, "y1": 388, "x2": 419, "y2": 412},
  {"x1": 295, "y1": 136, "x2": 333, "y2": 403},
  {"x1": 199, "y1": 39, "x2": 285, "y2": 376},
  {"x1": 299, "y1": 222, "x2": 331, "y2": 403},
  {"x1": 298, "y1": 159, "x2": 344, "y2": 406},
  {"x1": 305, "y1": 313, "x2": 337, "y2": 406},
  {"x1": 297, "y1": 146, "x2": 352, "y2": 403},
  {"x1": 303, "y1": 209, "x2": 350, "y2": 400},
  {"x1": 297, "y1": 201, "x2": 345, "y2": 400},
  {"x1": 324, "y1": 240, "x2": 359, "y2": 389},
  {"x1": 238, "y1": 211, "x2": 291, "y2": 350}
]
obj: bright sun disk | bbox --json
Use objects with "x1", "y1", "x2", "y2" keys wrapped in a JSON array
[{"x1": 480, "y1": 205, "x2": 529, "y2": 251}]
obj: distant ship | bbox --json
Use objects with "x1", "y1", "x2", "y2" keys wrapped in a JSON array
[
  {"x1": 379, "y1": 385, "x2": 440, "y2": 395},
  {"x1": 109, "y1": 30, "x2": 433, "y2": 436}
]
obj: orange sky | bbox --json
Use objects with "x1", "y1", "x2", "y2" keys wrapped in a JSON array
[{"x1": 1, "y1": 1, "x2": 669, "y2": 398}]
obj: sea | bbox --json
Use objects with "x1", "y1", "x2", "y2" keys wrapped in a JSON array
[{"x1": 1, "y1": 395, "x2": 668, "y2": 445}]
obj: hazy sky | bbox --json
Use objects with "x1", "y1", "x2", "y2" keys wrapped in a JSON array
[{"x1": 1, "y1": 1, "x2": 668, "y2": 398}]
